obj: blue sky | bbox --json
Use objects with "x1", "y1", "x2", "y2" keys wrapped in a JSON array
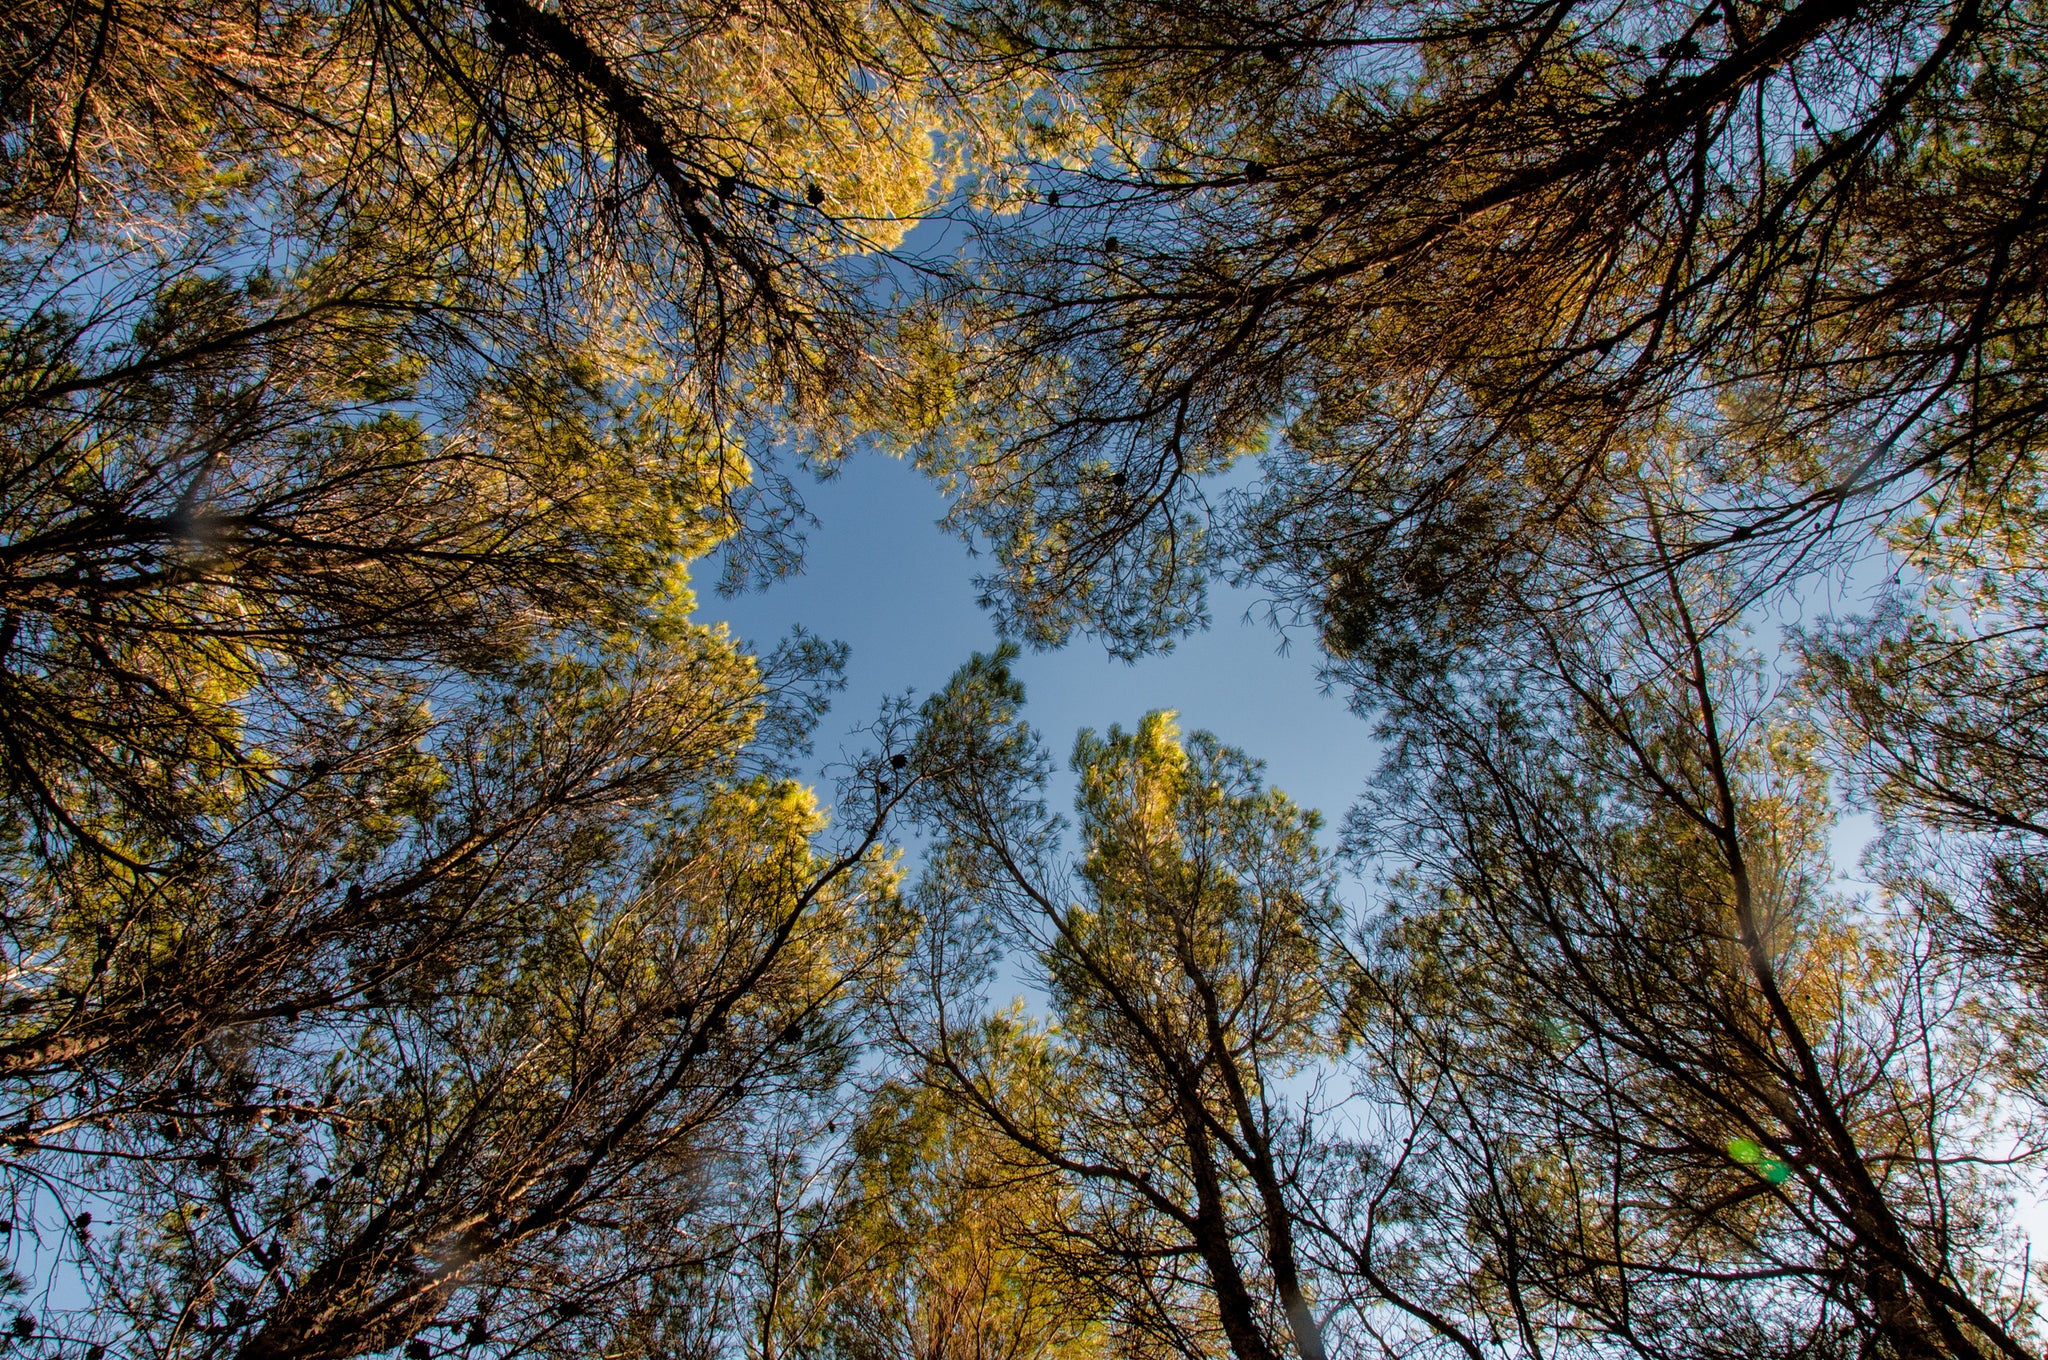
[{"x1": 703, "y1": 452, "x2": 1380, "y2": 842}]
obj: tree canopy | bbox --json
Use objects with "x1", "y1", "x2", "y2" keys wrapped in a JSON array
[{"x1": 5, "y1": 0, "x2": 2048, "y2": 1357}]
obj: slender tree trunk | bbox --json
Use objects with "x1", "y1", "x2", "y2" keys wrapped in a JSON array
[{"x1": 1179, "y1": 1093, "x2": 1285, "y2": 1360}]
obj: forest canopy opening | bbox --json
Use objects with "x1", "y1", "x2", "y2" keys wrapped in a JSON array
[{"x1": 2, "y1": 0, "x2": 2045, "y2": 1356}]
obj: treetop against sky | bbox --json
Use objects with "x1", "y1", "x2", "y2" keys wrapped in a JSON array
[{"x1": 2, "y1": 0, "x2": 2047, "y2": 1356}]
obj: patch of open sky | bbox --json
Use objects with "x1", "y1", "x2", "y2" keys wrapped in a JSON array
[{"x1": 703, "y1": 448, "x2": 1378, "y2": 853}]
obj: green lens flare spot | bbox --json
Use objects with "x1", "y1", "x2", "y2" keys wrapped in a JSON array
[{"x1": 1727, "y1": 1138, "x2": 1791, "y2": 1181}]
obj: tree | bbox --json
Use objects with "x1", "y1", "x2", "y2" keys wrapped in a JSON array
[
  {"x1": 885, "y1": 595, "x2": 2048, "y2": 1360},
  {"x1": 1795, "y1": 428, "x2": 2048, "y2": 958},
  {"x1": 0, "y1": 0, "x2": 992, "y2": 1328},
  {"x1": 3, "y1": 0, "x2": 979, "y2": 402},
  {"x1": 0, "y1": 293, "x2": 742, "y2": 865},
  {"x1": 897, "y1": 0, "x2": 2047, "y2": 663},
  {"x1": 867, "y1": 36, "x2": 2048, "y2": 1357},
  {"x1": 1329, "y1": 532, "x2": 2042, "y2": 1359},
  {"x1": 789, "y1": 1072, "x2": 1112, "y2": 1360},
  {"x1": 0, "y1": 3, "x2": 1008, "y2": 1340},
  {"x1": 896, "y1": 652, "x2": 1348, "y2": 1360},
  {"x1": 0, "y1": 605, "x2": 916, "y2": 1359},
  {"x1": 0, "y1": 0, "x2": 1025, "y2": 864}
]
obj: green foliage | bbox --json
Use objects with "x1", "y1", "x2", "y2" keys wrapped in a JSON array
[
  {"x1": 900, "y1": 663, "x2": 1346, "y2": 1360},
  {"x1": 0, "y1": 0, "x2": 991, "y2": 1349},
  {"x1": 915, "y1": 0, "x2": 2048, "y2": 669},
  {"x1": 797, "y1": 1074, "x2": 1111, "y2": 1360}
]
